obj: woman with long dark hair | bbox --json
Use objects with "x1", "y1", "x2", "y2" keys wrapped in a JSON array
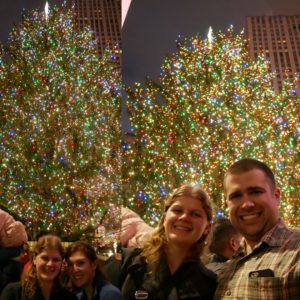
[{"x1": 65, "y1": 241, "x2": 121, "y2": 300}]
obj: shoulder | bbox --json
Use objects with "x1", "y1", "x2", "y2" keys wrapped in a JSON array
[
  {"x1": 93, "y1": 275, "x2": 121, "y2": 300},
  {"x1": 286, "y1": 226, "x2": 300, "y2": 239},
  {"x1": 100, "y1": 283, "x2": 121, "y2": 300},
  {"x1": 205, "y1": 261, "x2": 225, "y2": 275},
  {"x1": 284, "y1": 226, "x2": 300, "y2": 247},
  {"x1": 267, "y1": 221, "x2": 300, "y2": 249},
  {"x1": 122, "y1": 247, "x2": 142, "y2": 262},
  {"x1": 0, "y1": 282, "x2": 22, "y2": 299},
  {"x1": 105, "y1": 247, "x2": 141, "y2": 269},
  {"x1": 279, "y1": 220, "x2": 300, "y2": 235}
]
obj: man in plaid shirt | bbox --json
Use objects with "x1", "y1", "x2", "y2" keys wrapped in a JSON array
[{"x1": 213, "y1": 158, "x2": 300, "y2": 299}]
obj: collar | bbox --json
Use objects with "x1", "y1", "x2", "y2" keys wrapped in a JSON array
[
  {"x1": 239, "y1": 219, "x2": 288, "y2": 256},
  {"x1": 74, "y1": 281, "x2": 96, "y2": 300},
  {"x1": 210, "y1": 253, "x2": 229, "y2": 263},
  {"x1": 260, "y1": 218, "x2": 289, "y2": 247}
]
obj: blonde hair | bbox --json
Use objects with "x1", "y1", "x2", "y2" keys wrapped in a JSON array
[
  {"x1": 21, "y1": 234, "x2": 64, "y2": 299},
  {"x1": 141, "y1": 185, "x2": 213, "y2": 270}
]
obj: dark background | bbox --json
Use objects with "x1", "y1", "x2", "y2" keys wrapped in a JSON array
[
  {"x1": 2, "y1": 0, "x2": 300, "y2": 131},
  {"x1": 2, "y1": 0, "x2": 300, "y2": 84},
  {"x1": 122, "y1": 0, "x2": 300, "y2": 85},
  {"x1": 0, "y1": 1, "x2": 64, "y2": 43}
]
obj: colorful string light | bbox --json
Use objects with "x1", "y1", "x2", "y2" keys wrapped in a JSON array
[
  {"x1": 0, "y1": 5, "x2": 122, "y2": 240},
  {"x1": 124, "y1": 28, "x2": 300, "y2": 227}
]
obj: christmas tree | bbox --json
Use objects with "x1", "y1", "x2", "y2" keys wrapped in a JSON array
[
  {"x1": 124, "y1": 28, "x2": 300, "y2": 227},
  {"x1": 0, "y1": 4, "x2": 122, "y2": 240}
]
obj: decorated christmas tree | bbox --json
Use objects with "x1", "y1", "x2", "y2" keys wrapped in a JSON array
[
  {"x1": 124, "y1": 28, "x2": 300, "y2": 227},
  {"x1": 0, "y1": 4, "x2": 122, "y2": 240}
]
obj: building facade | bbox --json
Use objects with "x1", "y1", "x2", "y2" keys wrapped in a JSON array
[
  {"x1": 67, "y1": 0, "x2": 121, "y2": 60},
  {"x1": 246, "y1": 15, "x2": 300, "y2": 93}
]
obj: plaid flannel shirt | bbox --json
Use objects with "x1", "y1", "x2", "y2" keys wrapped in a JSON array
[{"x1": 213, "y1": 219, "x2": 300, "y2": 299}]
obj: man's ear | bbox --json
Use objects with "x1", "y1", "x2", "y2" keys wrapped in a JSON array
[
  {"x1": 230, "y1": 236, "x2": 242, "y2": 252},
  {"x1": 229, "y1": 237, "x2": 238, "y2": 251}
]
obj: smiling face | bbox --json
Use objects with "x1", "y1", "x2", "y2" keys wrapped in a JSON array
[
  {"x1": 225, "y1": 169, "x2": 280, "y2": 248},
  {"x1": 67, "y1": 250, "x2": 97, "y2": 288},
  {"x1": 33, "y1": 250, "x2": 62, "y2": 283},
  {"x1": 163, "y1": 196, "x2": 211, "y2": 250}
]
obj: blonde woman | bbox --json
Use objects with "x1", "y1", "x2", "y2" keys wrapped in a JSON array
[
  {"x1": 1, "y1": 234, "x2": 77, "y2": 300},
  {"x1": 121, "y1": 185, "x2": 217, "y2": 300}
]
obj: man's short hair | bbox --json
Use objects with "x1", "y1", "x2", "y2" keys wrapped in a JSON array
[
  {"x1": 224, "y1": 158, "x2": 276, "y2": 191},
  {"x1": 209, "y1": 218, "x2": 240, "y2": 254}
]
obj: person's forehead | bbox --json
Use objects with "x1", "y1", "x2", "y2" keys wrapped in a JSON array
[
  {"x1": 225, "y1": 169, "x2": 268, "y2": 189},
  {"x1": 171, "y1": 196, "x2": 203, "y2": 207},
  {"x1": 169, "y1": 197, "x2": 207, "y2": 215},
  {"x1": 69, "y1": 251, "x2": 88, "y2": 261},
  {"x1": 38, "y1": 249, "x2": 61, "y2": 258}
]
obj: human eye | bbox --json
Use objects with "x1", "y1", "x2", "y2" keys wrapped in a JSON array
[
  {"x1": 250, "y1": 188, "x2": 264, "y2": 195},
  {"x1": 40, "y1": 255, "x2": 49, "y2": 262},
  {"x1": 53, "y1": 257, "x2": 62, "y2": 263},
  {"x1": 191, "y1": 211, "x2": 201, "y2": 218},
  {"x1": 171, "y1": 206, "x2": 182, "y2": 214},
  {"x1": 228, "y1": 192, "x2": 241, "y2": 201},
  {"x1": 76, "y1": 260, "x2": 86, "y2": 267}
]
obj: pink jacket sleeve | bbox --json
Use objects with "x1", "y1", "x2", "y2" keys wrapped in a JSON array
[
  {"x1": 120, "y1": 206, "x2": 153, "y2": 248},
  {"x1": 0, "y1": 209, "x2": 28, "y2": 247}
]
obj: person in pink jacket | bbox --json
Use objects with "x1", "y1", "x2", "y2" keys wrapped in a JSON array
[
  {"x1": 0, "y1": 208, "x2": 28, "y2": 292},
  {"x1": 120, "y1": 206, "x2": 154, "y2": 248},
  {"x1": 0, "y1": 208, "x2": 28, "y2": 260}
]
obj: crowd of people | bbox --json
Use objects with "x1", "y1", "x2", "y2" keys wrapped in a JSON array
[{"x1": 0, "y1": 158, "x2": 299, "y2": 299}]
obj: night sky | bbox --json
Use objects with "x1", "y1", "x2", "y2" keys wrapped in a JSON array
[
  {"x1": 0, "y1": 0, "x2": 64, "y2": 44},
  {"x1": 122, "y1": 0, "x2": 300, "y2": 85},
  {"x1": 3, "y1": 0, "x2": 300, "y2": 85}
]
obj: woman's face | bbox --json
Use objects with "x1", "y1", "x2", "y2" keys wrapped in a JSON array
[
  {"x1": 67, "y1": 250, "x2": 97, "y2": 288},
  {"x1": 163, "y1": 196, "x2": 211, "y2": 249},
  {"x1": 33, "y1": 249, "x2": 62, "y2": 282}
]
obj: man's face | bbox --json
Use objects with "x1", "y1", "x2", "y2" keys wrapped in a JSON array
[
  {"x1": 67, "y1": 251, "x2": 97, "y2": 288},
  {"x1": 225, "y1": 169, "x2": 280, "y2": 248}
]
